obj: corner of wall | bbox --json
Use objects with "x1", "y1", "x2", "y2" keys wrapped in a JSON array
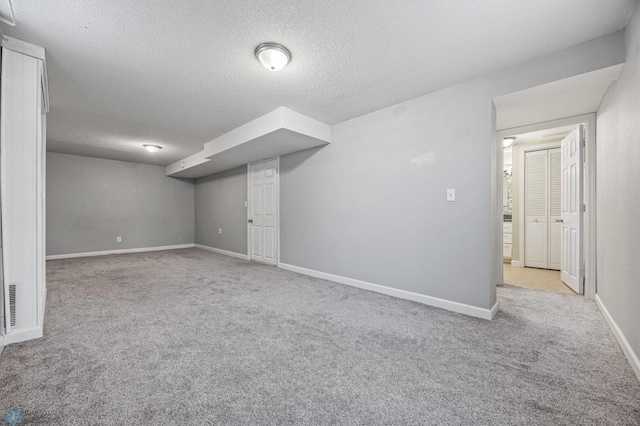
[
  {"x1": 594, "y1": 0, "x2": 640, "y2": 383},
  {"x1": 625, "y1": 2, "x2": 640, "y2": 61},
  {"x1": 596, "y1": 295, "x2": 640, "y2": 381}
]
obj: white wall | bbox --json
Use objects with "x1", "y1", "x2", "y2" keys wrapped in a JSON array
[
  {"x1": 511, "y1": 144, "x2": 525, "y2": 262},
  {"x1": 596, "y1": 3, "x2": 640, "y2": 378}
]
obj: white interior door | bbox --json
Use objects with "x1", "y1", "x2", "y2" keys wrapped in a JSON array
[
  {"x1": 548, "y1": 148, "x2": 562, "y2": 271},
  {"x1": 248, "y1": 158, "x2": 279, "y2": 265},
  {"x1": 561, "y1": 126, "x2": 584, "y2": 293},
  {"x1": 525, "y1": 150, "x2": 548, "y2": 268}
]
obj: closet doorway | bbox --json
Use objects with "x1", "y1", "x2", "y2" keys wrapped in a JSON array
[
  {"x1": 247, "y1": 158, "x2": 279, "y2": 266},
  {"x1": 500, "y1": 117, "x2": 592, "y2": 296},
  {"x1": 524, "y1": 146, "x2": 562, "y2": 271}
]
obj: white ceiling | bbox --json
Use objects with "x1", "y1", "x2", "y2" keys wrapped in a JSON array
[
  {"x1": 1, "y1": 0, "x2": 637, "y2": 165},
  {"x1": 510, "y1": 125, "x2": 576, "y2": 146},
  {"x1": 503, "y1": 124, "x2": 577, "y2": 165},
  {"x1": 494, "y1": 65, "x2": 624, "y2": 131}
]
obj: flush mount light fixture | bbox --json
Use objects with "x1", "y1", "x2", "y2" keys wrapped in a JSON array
[
  {"x1": 255, "y1": 43, "x2": 291, "y2": 71},
  {"x1": 143, "y1": 144, "x2": 162, "y2": 153},
  {"x1": 503, "y1": 137, "x2": 516, "y2": 148}
]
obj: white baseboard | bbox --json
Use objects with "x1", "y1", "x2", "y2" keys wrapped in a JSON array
[
  {"x1": 510, "y1": 260, "x2": 522, "y2": 268},
  {"x1": 39, "y1": 287, "x2": 47, "y2": 327},
  {"x1": 3, "y1": 326, "x2": 43, "y2": 345},
  {"x1": 278, "y1": 262, "x2": 498, "y2": 320},
  {"x1": 46, "y1": 243, "x2": 195, "y2": 260},
  {"x1": 490, "y1": 300, "x2": 500, "y2": 319},
  {"x1": 596, "y1": 294, "x2": 640, "y2": 382},
  {"x1": 195, "y1": 244, "x2": 249, "y2": 260}
]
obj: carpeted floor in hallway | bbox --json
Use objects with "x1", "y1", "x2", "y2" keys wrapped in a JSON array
[{"x1": 1, "y1": 248, "x2": 639, "y2": 425}]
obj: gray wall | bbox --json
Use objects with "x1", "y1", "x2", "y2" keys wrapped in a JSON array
[
  {"x1": 278, "y1": 32, "x2": 624, "y2": 310},
  {"x1": 192, "y1": 32, "x2": 624, "y2": 312},
  {"x1": 47, "y1": 152, "x2": 194, "y2": 255},
  {"x1": 596, "y1": 5, "x2": 640, "y2": 370},
  {"x1": 194, "y1": 166, "x2": 247, "y2": 254},
  {"x1": 280, "y1": 89, "x2": 495, "y2": 308}
]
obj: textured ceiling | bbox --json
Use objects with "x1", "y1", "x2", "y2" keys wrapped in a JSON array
[{"x1": 1, "y1": 0, "x2": 636, "y2": 165}]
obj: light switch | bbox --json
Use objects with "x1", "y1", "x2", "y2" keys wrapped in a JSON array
[
  {"x1": 447, "y1": 189, "x2": 456, "y2": 202},
  {"x1": 244, "y1": 201, "x2": 248, "y2": 208}
]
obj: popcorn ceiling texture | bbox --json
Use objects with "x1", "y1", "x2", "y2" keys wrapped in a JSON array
[{"x1": 2, "y1": 0, "x2": 636, "y2": 165}]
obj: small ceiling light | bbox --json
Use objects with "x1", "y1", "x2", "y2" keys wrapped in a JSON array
[
  {"x1": 255, "y1": 43, "x2": 291, "y2": 71},
  {"x1": 143, "y1": 144, "x2": 162, "y2": 153},
  {"x1": 503, "y1": 137, "x2": 516, "y2": 148}
]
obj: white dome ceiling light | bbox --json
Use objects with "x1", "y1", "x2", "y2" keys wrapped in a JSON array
[
  {"x1": 143, "y1": 144, "x2": 162, "y2": 153},
  {"x1": 255, "y1": 43, "x2": 291, "y2": 71}
]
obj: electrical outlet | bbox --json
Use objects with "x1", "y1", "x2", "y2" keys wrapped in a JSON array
[
  {"x1": 116, "y1": 236, "x2": 122, "y2": 242},
  {"x1": 218, "y1": 228, "x2": 222, "y2": 234}
]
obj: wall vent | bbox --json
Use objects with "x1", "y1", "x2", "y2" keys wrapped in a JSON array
[{"x1": 3, "y1": 283, "x2": 16, "y2": 328}]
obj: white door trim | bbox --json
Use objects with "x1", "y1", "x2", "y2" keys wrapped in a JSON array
[
  {"x1": 497, "y1": 113, "x2": 596, "y2": 299},
  {"x1": 247, "y1": 157, "x2": 280, "y2": 265}
]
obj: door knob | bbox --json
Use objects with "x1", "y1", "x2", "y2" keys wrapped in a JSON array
[
  {"x1": 248, "y1": 219, "x2": 253, "y2": 223},
  {"x1": 555, "y1": 219, "x2": 564, "y2": 223}
]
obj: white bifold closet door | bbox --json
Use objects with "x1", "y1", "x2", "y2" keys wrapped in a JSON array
[
  {"x1": 525, "y1": 150, "x2": 548, "y2": 269},
  {"x1": 548, "y1": 149, "x2": 562, "y2": 270},
  {"x1": 524, "y1": 148, "x2": 561, "y2": 270}
]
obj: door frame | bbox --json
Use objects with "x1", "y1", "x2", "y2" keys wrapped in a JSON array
[
  {"x1": 246, "y1": 157, "x2": 280, "y2": 265},
  {"x1": 497, "y1": 113, "x2": 596, "y2": 299}
]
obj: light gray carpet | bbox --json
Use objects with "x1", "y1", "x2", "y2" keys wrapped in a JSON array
[{"x1": 1, "y1": 249, "x2": 639, "y2": 425}]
